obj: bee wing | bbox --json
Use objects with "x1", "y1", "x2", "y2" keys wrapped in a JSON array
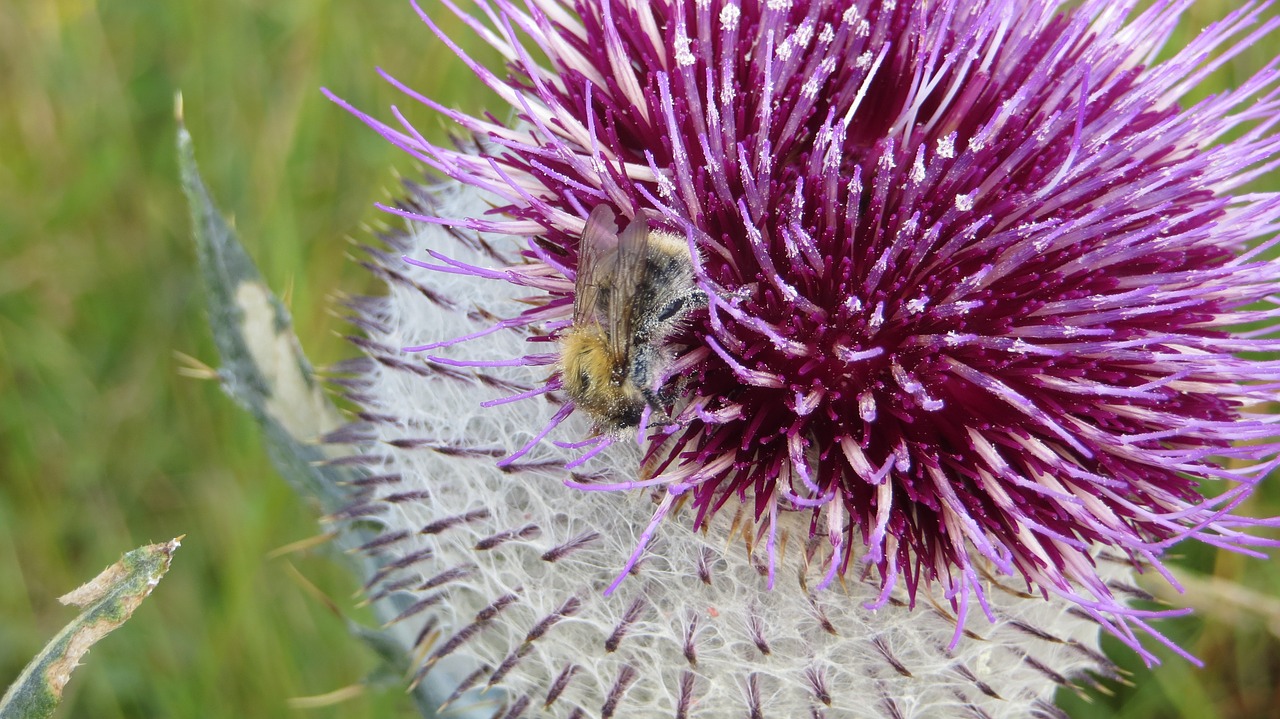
[
  {"x1": 573, "y1": 204, "x2": 621, "y2": 325},
  {"x1": 605, "y1": 213, "x2": 652, "y2": 361}
]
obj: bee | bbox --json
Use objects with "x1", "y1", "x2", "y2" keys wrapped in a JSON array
[{"x1": 560, "y1": 204, "x2": 708, "y2": 434}]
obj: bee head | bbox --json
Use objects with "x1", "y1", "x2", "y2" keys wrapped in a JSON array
[{"x1": 560, "y1": 327, "x2": 646, "y2": 433}]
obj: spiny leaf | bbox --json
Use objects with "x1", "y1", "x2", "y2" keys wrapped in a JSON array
[
  {"x1": 177, "y1": 101, "x2": 483, "y2": 718},
  {"x1": 177, "y1": 99, "x2": 348, "y2": 511}
]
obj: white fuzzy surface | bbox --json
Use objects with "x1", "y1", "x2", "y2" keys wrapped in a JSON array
[{"x1": 352, "y1": 182, "x2": 1116, "y2": 718}]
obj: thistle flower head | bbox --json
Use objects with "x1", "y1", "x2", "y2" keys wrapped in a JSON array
[{"x1": 327, "y1": 0, "x2": 1280, "y2": 714}]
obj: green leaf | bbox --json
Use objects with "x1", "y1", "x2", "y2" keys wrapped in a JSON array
[{"x1": 0, "y1": 539, "x2": 181, "y2": 719}]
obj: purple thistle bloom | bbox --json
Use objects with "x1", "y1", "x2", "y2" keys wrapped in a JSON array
[{"x1": 330, "y1": 0, "x2": 1280, "y2": 673}]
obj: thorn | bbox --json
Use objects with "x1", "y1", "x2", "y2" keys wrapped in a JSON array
[
  {"x1": 286, "y1": 684, "x2": 365, "y2": 708},
  {"x1": 267, "y1": 532, "x2": 336, "y2": 559},
  {"x1": 281, "y1": 561, "x2": 342, "y2": 617},
  {"x1": 173, "y1": 350, "x2": 219, "y2": 380}
]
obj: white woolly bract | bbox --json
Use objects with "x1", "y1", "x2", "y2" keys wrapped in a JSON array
[{"x1": 346, "y1": 183, "x2": 1119, "y2": 719}]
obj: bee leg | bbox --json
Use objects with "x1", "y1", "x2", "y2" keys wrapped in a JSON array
[{"x1": 641, "y1": 384, "x2": 675, "y2": 414}]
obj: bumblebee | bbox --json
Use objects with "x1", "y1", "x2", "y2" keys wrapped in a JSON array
[{"x1": 560, "y1": 205, "x2": 707, "y2": 434}]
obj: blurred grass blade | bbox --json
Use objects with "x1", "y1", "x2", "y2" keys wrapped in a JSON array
[
  {"x1": 177, "y1": 109, "x2": 478, "y2": 718},
  {"x1": 0, "y1": 539, "x2": 181, "y2": 719}
]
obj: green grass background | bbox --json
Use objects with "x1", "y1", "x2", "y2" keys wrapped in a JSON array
[{"x1": 0, "y1": 1, "x2": 1277, "y2": 717}]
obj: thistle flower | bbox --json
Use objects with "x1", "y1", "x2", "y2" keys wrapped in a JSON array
[{"x1": 324, "y1": 0, "x2": 1280, "y2": 715}]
